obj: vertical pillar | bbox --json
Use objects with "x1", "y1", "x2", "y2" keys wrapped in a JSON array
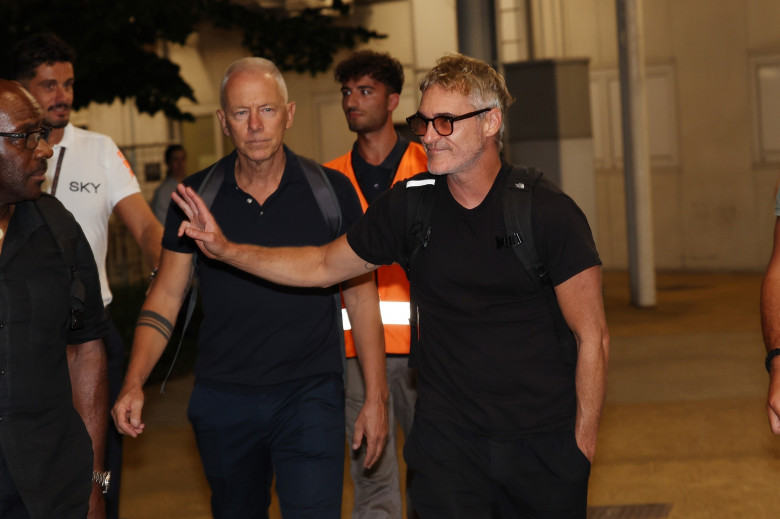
[
  {"x1": 617, "y1": 0, "x2": 656, "y2": 307},
  {"x1": 456, "y1": 0, "x2": 496, "y2": 65}
]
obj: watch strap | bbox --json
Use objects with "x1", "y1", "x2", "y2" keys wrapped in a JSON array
[
  {"x1": 92, "y1": 470, "x2": 111, "y2": 494},
  {"x1": 765, "y1": 348, "x2": 780, "y2": 373}
]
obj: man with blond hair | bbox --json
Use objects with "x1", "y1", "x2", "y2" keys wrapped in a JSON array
[
  {"x1": 172, "y1": 53, "x2": 609, "y2": 518},
  {"x1": 112, "y1": 57, "x2": 387, "y2": 518}
]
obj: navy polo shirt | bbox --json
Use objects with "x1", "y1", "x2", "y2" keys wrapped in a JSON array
[{"x1": 163, "y1": 147, "x2": 362, "y2": 392}]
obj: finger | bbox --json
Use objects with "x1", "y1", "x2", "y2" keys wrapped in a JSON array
[
  {"x1": 128, "y1": 401, "x2": 145, "y2": 433},
  {"x1": 352, "y1": 421, "x2": 365, "y2": 451},
  {"x1": 111, "y1": 405, "x2": 137, "y2": 437},
  {"x1": 364, "y1": 439, "x2": 379, "y2": 468},
  {"x1": 769, "y1": 406, "x2": 780, "y2": 434},
  {"x1": 177, "y1": 220, "x2": 187, "y2": 238},
  {"x1": 184, "y1": 186, "x2": 215, "y2": 229},
  {"x1": 172, "y1": 190, "x2": 196, "y2": 222}
]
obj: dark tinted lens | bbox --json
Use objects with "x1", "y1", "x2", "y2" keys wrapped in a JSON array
[
  {"x1": 25, "y1": 128, "x2": 51, "y2": 149},
  {"x1": 432, "y1": 116, "x2": 453, "y2": 136},
  {"x1": 407, "y1": 115, "x2": 428, "y2": 136},
  {"x1": 25, "y1": 132, "x2": 39, "y2": 149}
]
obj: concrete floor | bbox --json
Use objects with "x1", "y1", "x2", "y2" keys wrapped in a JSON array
[{"x1": 118, "y1": 271, "x2": 778, "y2": 518}]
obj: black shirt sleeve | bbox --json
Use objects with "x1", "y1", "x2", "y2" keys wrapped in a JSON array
[
  {"x1": 66, "y1": 216, "x2": 109, "y2": 345},
  {"x1": 346, "y1": 179, "x2": 408, "y2": 267},
  {"x1": 531, "y1": 183, "x2": 601, "y2": 287}
]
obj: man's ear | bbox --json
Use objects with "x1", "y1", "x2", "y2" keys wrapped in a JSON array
[
  {"x1": 387, "y1": 92, "x2": 400, "y2": 113},
  {"x1": 483, "y1": 108, "x2": 502, "y2": 140},
  {"x1": 217, "y1": 109, "x2": 230, "y2": 136},
  {"x1": 285, "y1": 101, "x2": 296, "y2": 130}
]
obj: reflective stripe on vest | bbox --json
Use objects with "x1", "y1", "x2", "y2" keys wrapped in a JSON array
[
  {"x1": 342, "y1": 301, "x2": 411, "y2": 330},
  {"x1": 326, "y1": 142, "x2": 427, "y2": 356}
]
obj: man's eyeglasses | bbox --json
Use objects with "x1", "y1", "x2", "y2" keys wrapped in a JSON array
[
  {"x1": 406, "y1": 108, "x2": 491, "y2": 137},
  {"x1": 0, "y1": 127, "x2": 52, "y2": 150}
]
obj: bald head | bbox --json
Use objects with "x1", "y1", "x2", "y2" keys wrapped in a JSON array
[
  {"x1": 0, "y1": 79, "x2": 52, "y2": 205},
  {"x1": 220, "y1": 57, "x2": 288, "y2": 109},
  {"x1": 0, "y1": 79, "x2": 43, "y2": 128}
]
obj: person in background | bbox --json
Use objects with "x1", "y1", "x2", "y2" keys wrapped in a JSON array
[
  {"x1": 171, "y1": 53, "x2": 610, "y2": 519},
  {"x1": 11, "y1": 32, "x2": 164, "y2": 519},
  {"x1": 326, "y1": 49, "x2": 426, "y2": 519},
  {"x1": 0, "y1": 79, "x2": 109, "y2": 519},
  {"x1": 112, "y1": 57, "x2": 388, "y2": 518},
  {"x1": 152, "y1": 144, "x2": 187, "y2": 223}
]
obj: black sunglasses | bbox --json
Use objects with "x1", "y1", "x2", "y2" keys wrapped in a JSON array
[
  {"x1": 405, "y1": 108, "x2": 491, "y2": 137},
  {"x1": 0, "y1": 127, "x2": 52, "y2": 150}
]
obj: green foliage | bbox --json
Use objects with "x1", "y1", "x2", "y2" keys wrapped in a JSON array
[
  {"x1": 0, "y1": 0, "x2": 383, "y2": 120},
  {"x1": 204, "y1": 1, "x2": 383, "y2": 75}
]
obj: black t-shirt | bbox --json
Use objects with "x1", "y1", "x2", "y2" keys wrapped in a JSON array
[
  {"x1": 346, "y1": 163, "x2": 600, "y2": 436},
  {"x1": 163, "y1": 147, "x2": 362, "y2": 392},
  {"x1": 0, "y1": 196, "x2": 107, "y2": 517}
]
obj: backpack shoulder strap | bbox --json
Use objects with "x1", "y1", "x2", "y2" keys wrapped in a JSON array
[
  {"x1": 402, "y1": 173, "x2": 438, "y2": 276},
  {"x1": 298, "y1": 156, "x2": 346, "y2": 379},
  {"x1": 401, "y1": 172, "x2": 438, "y2": 366},
  {"x1": 501, "y1": 166, "x2": 578, "y2": 363},
  {"x1": 34, "y1": 194, "x2": 85, "y2": 330},
  {"x1": 161, "y1": 155, "x2": 228, "y2": 393},
  {"x1": 197, "y1": 155, "x2": 228, "y2": 206},
  {"x1": 299, "y1": 156, "x2": 343, "y2": 239},
  {"x1": 499, "y1": 165, "x2": 549, "y2": 290}
]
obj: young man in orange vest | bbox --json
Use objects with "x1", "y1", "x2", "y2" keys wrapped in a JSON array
[{"x1": 325, "y1": 50, "x2": 427, "y2": 519}]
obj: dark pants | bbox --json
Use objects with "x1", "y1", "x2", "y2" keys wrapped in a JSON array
[
  {"x1": 404, "y1": 416, "x2": 591, "y2": 519},
  {"x1": 0, "y1": 447, "x2": 89, "y2": 519},
  {"x1": 187, "y1": 374, "x2": 345, "y2": 519},
  {"x1": 0, "y1": 450, "x2": 28, "y2": 519},
  {"x1": 103, "y1": 317, "x2": 124, "y2": 519}
]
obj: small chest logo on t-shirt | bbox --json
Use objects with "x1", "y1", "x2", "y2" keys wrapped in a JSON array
[{"x1": 69, "y1": 182, "x2": 102, "y2": 193}]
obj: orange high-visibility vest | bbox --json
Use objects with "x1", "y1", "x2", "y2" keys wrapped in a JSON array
[{"x1": 326, "y1": 142, "x2": 428, "y2": 357}]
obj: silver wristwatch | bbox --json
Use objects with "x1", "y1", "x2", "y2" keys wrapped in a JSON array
[{"x1": 92, "y1": 470, "x2": 111, "y2": 494}]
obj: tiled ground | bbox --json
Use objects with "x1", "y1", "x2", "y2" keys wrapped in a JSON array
[{"x1": 119, "y1": 271, "x2": 778, "y2": 518}]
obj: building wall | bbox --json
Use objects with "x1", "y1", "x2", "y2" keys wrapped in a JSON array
[
  {"x1": 541, "y1": 0, "x2": 780, "y2": 271},
  {"x1": 80, "y1": 0, "x2": 780, "y2": 273}
]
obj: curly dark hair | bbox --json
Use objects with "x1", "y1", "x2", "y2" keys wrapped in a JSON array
[
  {"x1": 11, "y1": 33, "x2": 76, "y2": 82},
  {"x1": 334, "y1": 50, "x2": 404, "y2": 95}
]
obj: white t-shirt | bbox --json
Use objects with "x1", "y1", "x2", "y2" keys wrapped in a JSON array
[{"x1": 43, "y1": 123, "x2": 142, "y2": 306}]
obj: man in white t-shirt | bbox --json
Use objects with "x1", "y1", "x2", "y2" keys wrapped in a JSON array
[{"x1": 12, "y1": 33, "x2": 163, "y2": 519}]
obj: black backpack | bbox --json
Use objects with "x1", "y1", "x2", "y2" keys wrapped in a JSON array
[
  {"x1": 160, "y1": 153, "x2": 344, "y2": 392},
  {"x1": 401, "y1": 165, "x2": 576, "y2": 364}
]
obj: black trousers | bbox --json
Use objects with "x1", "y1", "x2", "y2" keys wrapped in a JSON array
[
  {"x1": 0, "y1": 449, "x2": 28, "y2": 519},
  {"x1": 404, "y1": 416, "x2": 591, "y2": 519}
]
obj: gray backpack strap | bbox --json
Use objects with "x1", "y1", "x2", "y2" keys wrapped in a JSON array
[
  {"x1": 160, "y1": 156, "x2": 228, "y2": 393},
  {"x1": 299, "y1": 156, "x2": 342, "y2": 238},
  {"x1": 297, "y1": 156, "x2": 346, "y2": 379}
]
